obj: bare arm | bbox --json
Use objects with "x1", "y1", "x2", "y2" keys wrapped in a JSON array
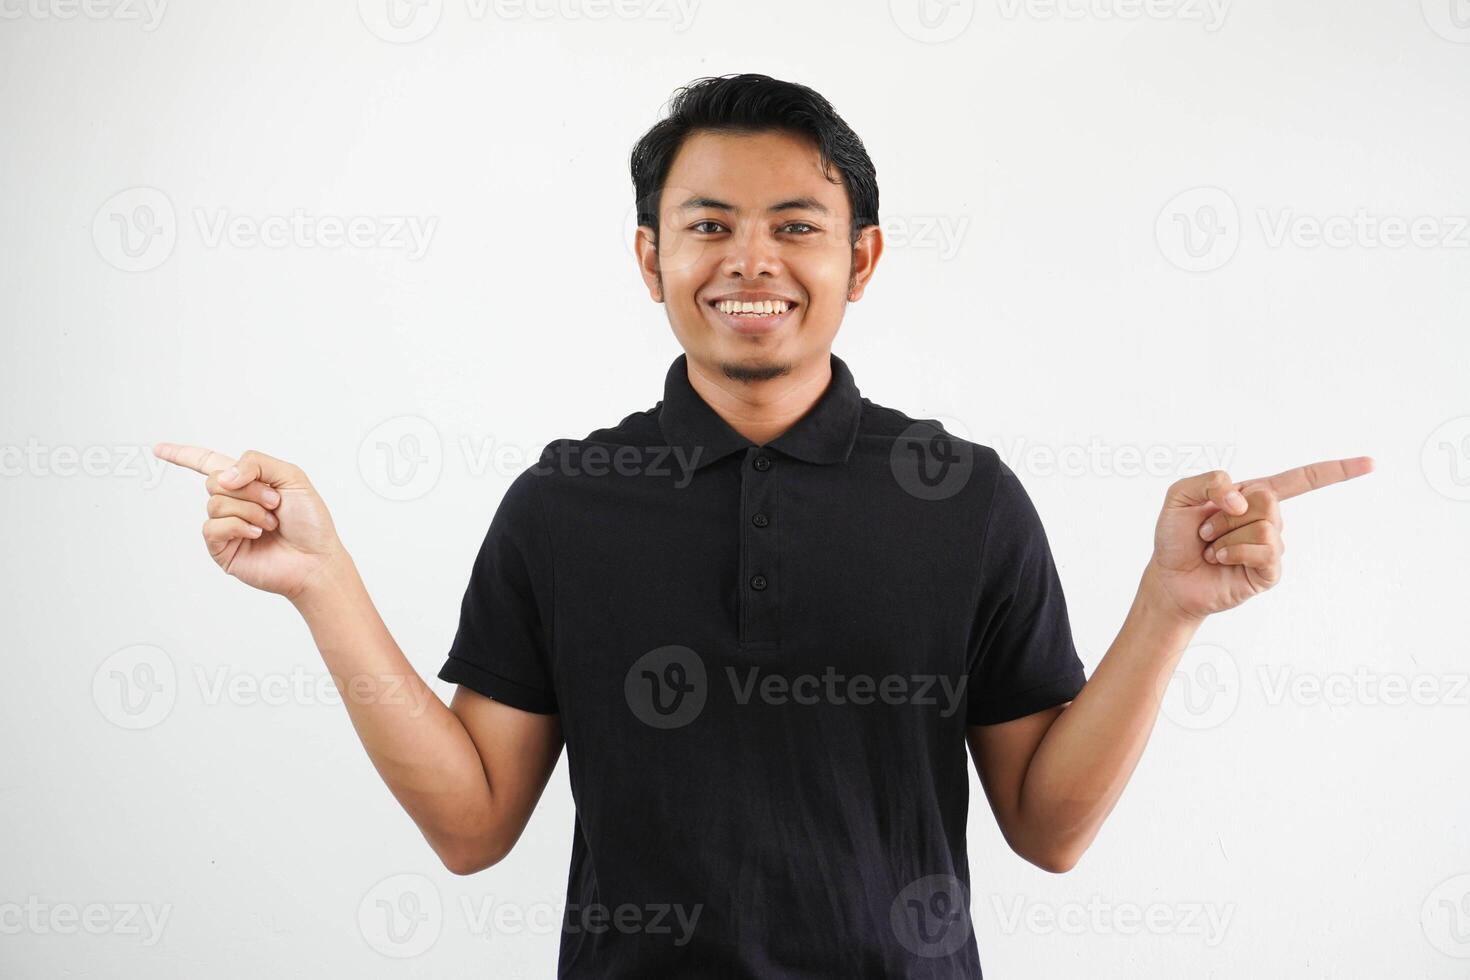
[
  {"x1": 292, "y1": 554, "x2": 563, "y2": 874},
  {"x1": 968, "y1": 457, "x2": 1372, "y2": 872},
  {"x1": 967, "y1": 565, "x2": 1197, "y2": 873},
  {"x1": 154, "y1": 443, "x2": 562, "y2": 875}
]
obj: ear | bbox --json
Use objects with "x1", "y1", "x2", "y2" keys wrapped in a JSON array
[
  {"x1": 634, "y1": 224, "x2": 663, "y2": 303},
  {"x1": 846, "y1": 224, "x2": 884, "y2": 302}
]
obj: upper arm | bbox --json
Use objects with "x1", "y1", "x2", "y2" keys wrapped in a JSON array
[
  {"x1": 964, "y1": 457, "x2": 1086, "y2": 727},
  {"x1": 435, "y1": 466, "x2": 564, "y2": 874},
  {"x1": 963, "y1": 456, "x2": 1085, "y2": 863},
  {"x1": 446, "y1": 685, "x2": 563, "y2": 872},
  {"x1": 966, "y1": 701, "x2": 1072, "y2": 863}
]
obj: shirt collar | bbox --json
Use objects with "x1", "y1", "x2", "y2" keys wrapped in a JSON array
[{"x1": 657, "y1": 352, "x2": 864, "y2": 471}]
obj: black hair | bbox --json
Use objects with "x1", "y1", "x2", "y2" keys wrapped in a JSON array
[{"x1": 629, "y1": 73, "x2": 880, "y2": 249}]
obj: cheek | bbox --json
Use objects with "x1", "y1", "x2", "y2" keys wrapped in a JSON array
[
  {"x1": 657, "y1": 262, "x2": 705, "y2": 308},
  {"x1": 651, "y1": 235, "x2": 706, "y2": 291},
  {"x1": 794, "y1": 255, "x2": 854, "y2": 310}
]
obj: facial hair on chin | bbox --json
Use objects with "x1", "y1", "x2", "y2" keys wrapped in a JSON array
[{"x1": 720, "y1": 358, "x2": 792, "y2": 384}]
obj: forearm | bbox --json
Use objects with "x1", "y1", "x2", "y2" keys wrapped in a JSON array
[
  {"x1": 1014, "y1": 563, "x2": 1205, "y2": 867},
  {"x1": 289, "y1": 554, "x2": 497, "y2": 860}
]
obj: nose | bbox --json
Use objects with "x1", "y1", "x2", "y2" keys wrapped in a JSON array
[{"x1": 720, "y1": 223, "x2": 782, "y2": 280}]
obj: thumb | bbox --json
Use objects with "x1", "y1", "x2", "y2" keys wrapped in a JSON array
[
  {"x1": 1165, "y1": 468, "x2": 1249, "y2": 517},
  {"x1": 217, "y1": 449, "x2": 309, "y2": 492}
]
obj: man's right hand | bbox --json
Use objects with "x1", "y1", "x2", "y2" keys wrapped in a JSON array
[
  {"x1": 152, "y1": 442, "x2": 560, "y2": 874},
  {"x1": 154, "y1": 443, "x2": 348, "y2": 601}
]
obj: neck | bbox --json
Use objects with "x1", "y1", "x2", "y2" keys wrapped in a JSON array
[{"x1": 685, "y1": 353, "x2": 833, "y2": 446}]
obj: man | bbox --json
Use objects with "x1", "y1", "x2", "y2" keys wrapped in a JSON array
[{"x1": 155, "y1": 74, "x2": 1373, "y2": 977}]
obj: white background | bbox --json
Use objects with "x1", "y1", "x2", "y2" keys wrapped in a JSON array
[{"x1": 3, "y1": 0, "x2": 1467, "y2": 976}]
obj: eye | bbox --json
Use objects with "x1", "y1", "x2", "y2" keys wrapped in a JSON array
[
  {"x1": 691, "y1": 221, "x2": 727, "y2": 234},
  {"x1": 782, "y1": 222, "x2": 818, "y2": 234}
]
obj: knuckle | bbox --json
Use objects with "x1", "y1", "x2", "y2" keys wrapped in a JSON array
[{"x1": 206, "y1": 495, "x2": 224, "y2": 517}]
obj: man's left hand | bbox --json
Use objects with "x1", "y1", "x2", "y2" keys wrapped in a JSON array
[{"x1": 1145, "y1": 456, "x2": 1376, "y2": 622}]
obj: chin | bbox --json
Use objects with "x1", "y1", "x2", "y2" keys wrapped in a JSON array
[{"x1": 718, "y1": 356, "x2": 792, "y2": 384}]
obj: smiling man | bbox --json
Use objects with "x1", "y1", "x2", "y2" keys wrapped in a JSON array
[{"x1": 155, "y1": 73, "x2": 1373, "y2": 977}]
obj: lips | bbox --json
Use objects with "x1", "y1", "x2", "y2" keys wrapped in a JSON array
[{"x1": 706, "y1": 298, "x2": 799, "y2": 336}]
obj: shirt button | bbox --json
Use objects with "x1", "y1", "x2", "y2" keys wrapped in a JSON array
[
  {"x1": 753, "y1": 455, "x2": 772, "y2": 471},
  {"x1": 750, "y1": 574, "x2": 768, "y2": 591},
  {"x1": 752, "y1": 513, "x2": 769, "y2": 527}
]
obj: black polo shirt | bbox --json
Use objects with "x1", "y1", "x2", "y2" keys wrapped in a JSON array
[{"x1": 439, "y1": 351, "x2": 1087, "y2": 978}]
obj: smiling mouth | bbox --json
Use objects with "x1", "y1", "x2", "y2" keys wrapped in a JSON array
[
  {"x1": 708, "y1": 298, "x2": 798, "y2": 317},
  {"x1": 706, "y1": 298, "x2": 799, "y2": 334}
]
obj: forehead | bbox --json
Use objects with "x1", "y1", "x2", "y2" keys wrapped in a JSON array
[{"x1": 661, "y1": 129, "x2": 848, "y2": 216}]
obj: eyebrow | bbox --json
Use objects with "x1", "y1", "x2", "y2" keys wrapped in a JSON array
[{"x1": 677, "y1": 196, "x2": 831, "y2": 216}]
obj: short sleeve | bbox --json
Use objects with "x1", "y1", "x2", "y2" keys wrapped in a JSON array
[
  {"x1": 437, "y1": 469, "x2": 558, "y2": 714},
  {"x1": 965, "y1": 459, "x2": 1087, "y2": 725}
]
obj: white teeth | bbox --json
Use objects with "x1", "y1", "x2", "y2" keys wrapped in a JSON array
[{"x1": 716, "y1": 299, "x2": 791, "y2": 315}]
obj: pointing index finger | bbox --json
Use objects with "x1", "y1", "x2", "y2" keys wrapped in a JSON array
[
  {"x1": 1240, "y1": 455, "x2": 1375, "y2": 501},
  {"x1": 153, "y1": 442, "x2": 237, "y2": 476}
]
